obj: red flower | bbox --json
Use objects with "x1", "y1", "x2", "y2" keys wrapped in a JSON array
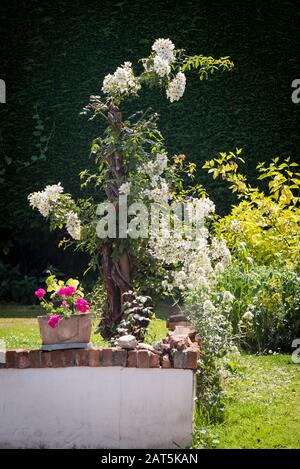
[
  {"x1": 35, "y1": 288, "x2": 46, "y2": 299},
  {"x1": 48, "y1": 315, "x2": 60, "y2": 328},
  {"x1": 75, "y1": 298, "x2": 90, "y2": 313},
  {"x1": 56, "y1": 286, "x2": 76, "y2": 297}
]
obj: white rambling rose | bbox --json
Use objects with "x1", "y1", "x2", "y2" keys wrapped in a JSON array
[
  {"x1": 102, "y1": 62, "x2": 140, "y2": 97},
  {"x1": 138, "y1": 153, "x2": 168, "y2": 180},
  {"x1": 66, "y1": 211, "x2": 81, "y2": 240},
  {"x1": 153, "y1": 55, "x2": 171, "y2": 77},
  {"x1": 28, "y1": 183, "x2": 64, "y2": 218},
  {"x1": 152, "y1": 38, "x2": 175, "y2": 63},
  {"x1": 119, "y1": 182, "x2": 131, "y2": 195},
  {"x1": 166, "y1": 72, "x2": 186, "y2": 102}
]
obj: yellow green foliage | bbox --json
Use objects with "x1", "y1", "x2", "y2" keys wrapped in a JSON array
[{"x1": 203, "y1": 151, "x2": 300, "y2": 266}]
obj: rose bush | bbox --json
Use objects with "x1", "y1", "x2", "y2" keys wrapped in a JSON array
[{"x1": 28, "y1": 38, "x2": 233, "y2": 339}]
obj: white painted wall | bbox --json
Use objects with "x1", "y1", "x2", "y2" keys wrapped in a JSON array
[{"x1": 0, "y1": 368, "x2": 194, "y2": 449}]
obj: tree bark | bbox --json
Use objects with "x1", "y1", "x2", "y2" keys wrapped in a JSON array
[{"x1": 98, "y1": 104, "x2": 133, "y2": 338}]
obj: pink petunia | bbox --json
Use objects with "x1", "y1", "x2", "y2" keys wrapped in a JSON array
[
  {"x1": 35, "y1": 288, "x2": 46, "y2": 299},
  {"x1": 75, "y1": 297, "x2": 90, "y2": 313},
  {"x1": 56, "y1": 286, "x2": 76, "y2": 297},
  {"x1": 61, "y1": 300, "x2": 69, "y2": 308},
  {"x1": 48, "y1": 314, "x2": 61, "y2": 328}
]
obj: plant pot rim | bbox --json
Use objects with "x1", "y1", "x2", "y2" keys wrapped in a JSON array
[{"x1": 38, "y1": 313, "x2": 93, "y2": 319}]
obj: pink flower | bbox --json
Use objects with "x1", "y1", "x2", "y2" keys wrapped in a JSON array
[
  {"x1": 56, "y1": 286, "x2": 76, "y2": 297},
  {"x1": 48, "y1": 314, "x2": 60, "y2": 328},
  {"x1": 75, "y1": 298, "x2": 90, "y2": 313},
  {"x1": 35, "y1": 288, "x2": 46, "y2": 299},
  {"x1": 61, "y1": 300, "x2": 69, "y2": 308}
]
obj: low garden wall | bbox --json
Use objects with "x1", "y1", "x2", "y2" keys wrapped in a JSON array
[{"x1": 0, "y1": 346, "x2": 198, "y2": 449}]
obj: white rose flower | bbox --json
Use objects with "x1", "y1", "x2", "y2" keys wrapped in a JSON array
[
  {"x1": 153, "y1": 55, "x2": 171, "y2": 77},
  {"x1": 119, "y1": 182, "x2": 131, "y2": 195},
  {"x1": 102, "y1": 62, "x2": 140, "y2": 97},
  {"x1": 166, "y1": 72, "x2": 186, "y2": 102},
  {"x1": 66, "y1": 211, "x2": 81, "y2": 240},
  {"x1": 28, "y1": 183, "x2": 64, "y2": 217},
  {"x1": 152, "y1": 38, "x2": 175, "y2": 63}
]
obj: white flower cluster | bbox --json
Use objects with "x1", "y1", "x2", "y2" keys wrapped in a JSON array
[
  {"x1": 28, "y1": 183, "x2": 64, "y2": 217},
  {"x1": 151, "y1": 235, "x2": 213, "y2": 292},
  {"x1": 149, "y1": 212, "x2": 231, "y2": 294},
  {"x1": 189, "y1": 300, "x2": 233, "y2": 358},
  {"x1": 185, "y1": 197, "x2": 215, "y2": 226},
  {"x1": 210, "y1": 237, "x2": 231, "y2": 267},
  {"x1": 150, "y1": 39, "x2": 186, "y2": 102},
  {"x1": 166, "y1": 72, "x2": 186, "y2": 102},
  {"x1": 144, "y1": 179, "x2": 172, "y2": 205},
  {"x1": 203, "y1": 299, "x2": 216, "y2": 313},
  {"x1": 101, "y1": 39, "x2": 187, "y2": 103},
  {"x1": 152, "y1": 38, "x2": 175, "y2": 63},
  {"x1": 28, "y1": 183, "x2": 81, "y2": 241},
  {"x1": 66, "y1": 211, "x2": 81, "y2": 241},
  {"x1": 138, "y1": 152, "x2": 168, "y2": 184},
  {"x1": 153, "y1": 55, "x2": 171, "y2": 77},
  {"x1": 102, "y1": 62, "x2": 140, "y2": 97},
  {"x1": 119, "y1": 181, "x2": 132, "y2": 195},
  {"x1": 137, "y1": 151, "x2": 171, "y2": 204}
]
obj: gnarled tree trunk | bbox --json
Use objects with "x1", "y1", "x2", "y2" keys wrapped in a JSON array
[{"x1": 98, "y1": 104, "x2": 133, "y2": 338}]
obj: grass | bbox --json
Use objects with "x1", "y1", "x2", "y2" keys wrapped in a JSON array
[
  {"x1": 0, "y1": 303, "x2": 167, "y2": 349},
  {"x1": 193, "y1": 354, "x2": 300, "y2": 449}
]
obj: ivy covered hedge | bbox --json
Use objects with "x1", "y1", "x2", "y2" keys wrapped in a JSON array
[{"x1": 0, "y1": 0, "x2": 299, "y2": 283}]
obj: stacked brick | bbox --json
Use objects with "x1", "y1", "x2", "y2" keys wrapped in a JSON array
[{"x1": 0, "y1": 321, "x2": 200, "y2": 371}]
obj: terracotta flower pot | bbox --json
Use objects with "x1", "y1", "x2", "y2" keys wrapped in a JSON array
[{"x1": 38, "y1": 314, "x2": 92, "y2": 351}]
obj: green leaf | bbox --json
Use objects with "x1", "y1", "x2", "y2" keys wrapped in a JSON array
[{"x1": 66, "y1": 278, "x2": 80, "y2": 289}]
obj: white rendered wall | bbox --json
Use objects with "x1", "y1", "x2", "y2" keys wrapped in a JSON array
[{"x1": 0, "y1": 367, "x2": 194, "y2": 449}]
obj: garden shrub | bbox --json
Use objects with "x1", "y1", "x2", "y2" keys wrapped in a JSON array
[
  {"x1": 27, "y1": 38, "x2": 233, "y2": 339},
  {"x1": 216, "y1": 261, "x2": 300, "y2": 352},
  {"x1": 186, "y1": 290, "x2": 240, "y2": 446},
  {"x1": 204, "y1": 151, "x2": 300, "y2": 267},
  {"x1": 203, "y1": 151, "x2": 300, "y2": 352}
]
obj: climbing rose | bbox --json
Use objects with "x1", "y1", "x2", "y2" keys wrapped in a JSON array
[
  {"x1": 48, "y1": 315, "x2": 60, "y2": 328},
  {"x1": 35, "y1": 288, "x2": 46, "y2": 299},
  {"x1": 56, "y1": 286, "x2": 76, "y2": 297},
  {"x1": 76, "y1": 298, "x2": 90, "y2": 313}
]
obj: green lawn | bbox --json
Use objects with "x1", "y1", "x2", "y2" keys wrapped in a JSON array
[
  {"x1": 194, "y1": 354, "x2": 300, "y2": 449},
  {"x1": 0, "y1": 303, "x2": 167, "y2": 349}
]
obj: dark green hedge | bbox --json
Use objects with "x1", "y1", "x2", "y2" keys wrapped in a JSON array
[{"x1": 0, "y1": 0, "x2": 299, "y2": 283}]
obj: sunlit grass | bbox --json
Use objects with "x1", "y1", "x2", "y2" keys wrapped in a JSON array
[{"x1": 193, "y1": 354, "x2": 300, "y2": 449}]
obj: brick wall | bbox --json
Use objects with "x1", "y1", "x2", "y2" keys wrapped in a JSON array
[
  {"x1": 0, "y1": 346, "x2": 199, "y2": 370},
  {"x1": 0, "y1": 324, "x2": 200, "y2": 371}
]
